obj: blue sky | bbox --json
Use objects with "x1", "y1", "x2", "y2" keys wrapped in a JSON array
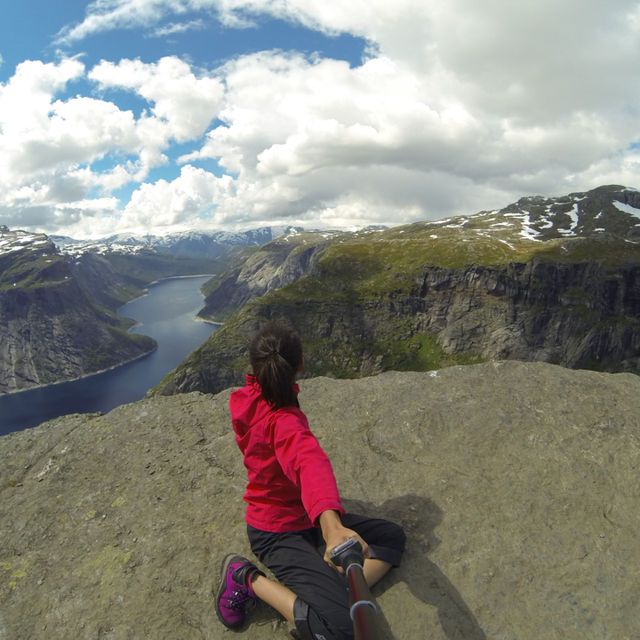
[
  {"x1": 1, "y1": 0, "x2": 640, "y2": 238},
  {"x1": 0, "y1": 2, "x2": 366, "y2": 83}
]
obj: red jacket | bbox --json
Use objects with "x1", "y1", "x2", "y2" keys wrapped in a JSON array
[{"x1": 230, "y1": 375, "x2": 344, "y2": 532}]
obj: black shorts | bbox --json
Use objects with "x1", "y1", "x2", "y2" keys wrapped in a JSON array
[{"x1": 248, "y1": 513, "x2": 405, "y2": 640}]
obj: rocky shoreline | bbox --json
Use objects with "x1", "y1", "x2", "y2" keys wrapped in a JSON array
[{"x1": 0, "y1": 345, "x2": 157, "y2": 399}]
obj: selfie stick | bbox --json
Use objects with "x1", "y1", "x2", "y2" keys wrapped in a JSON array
[{"x1": 330, "y1": 538, "x2": 383, "y2": 640}]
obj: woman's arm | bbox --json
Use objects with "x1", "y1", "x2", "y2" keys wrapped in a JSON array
[
  {"x1": 319, "y1": 510, "x2": 369, "y2": 569},
  {"x1": 271, "y1": 410, "x2": 345, "y2": 524}
]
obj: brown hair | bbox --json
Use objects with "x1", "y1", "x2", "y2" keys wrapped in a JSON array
[{"x1": 249, "y1": 322, "x2": 303, "y2": 409}]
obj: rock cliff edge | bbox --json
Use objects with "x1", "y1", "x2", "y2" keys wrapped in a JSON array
[{"x1": 1, "y1": 361, "x2": 638, "y2": 639}]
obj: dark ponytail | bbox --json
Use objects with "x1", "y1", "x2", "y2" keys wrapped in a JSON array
[{"x1": 249, "y1": 322, "x2": 303, "y2": 409}]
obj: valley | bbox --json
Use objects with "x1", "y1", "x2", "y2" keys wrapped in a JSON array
[
  {"x1": 0, "y1": 226, "x2": 287, "y2": 393},
  {"x1": 2, "y1": 185, "x2": 639, "y2": 401}
]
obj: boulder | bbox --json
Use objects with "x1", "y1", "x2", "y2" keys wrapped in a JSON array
[{"x1": 1, "y1": 361, "x2": 638, "y2": 639}]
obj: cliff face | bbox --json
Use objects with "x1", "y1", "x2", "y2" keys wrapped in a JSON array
[
  {"x1": 0, "y1": 279, "x2": 156, "y2": 394},
  {"x1": 198, "y1": 230, "x2": 335, "y2": 320},
  {"x1": 411, "y1": 259, "x2": 640, "y2": 371},
  {"x1": 2, "y1": 362, "x2": 639, "y2": 639},
  {"x1": 158, "y1": 258, "x2": 640, "y2": 396},
  {"x1": 0, "y1": 230, "x2": 155, "y2": 394},
  {"x1": 157, "y1": 187, "x2": 640, "y2": 396},
  {"x1": 68, "y1": 252, "x2": 146, "y2": 310}
]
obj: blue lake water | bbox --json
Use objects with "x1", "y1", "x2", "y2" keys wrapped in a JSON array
[{"x1": 0, "y1": 275, "x2": 218, "y2": 436}]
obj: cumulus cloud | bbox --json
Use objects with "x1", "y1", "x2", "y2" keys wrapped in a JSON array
[
  {"x1": 4, "y1": 0, "x2": 640, "y2": 236},
  {"x1": 122, "y1": 165, "x2": 234, "y2": 232},
  {"x1": 177, "y1": 52, "x2": 488, "y2": 226},
  {"x1": 89, "y1": 57, "x2": 224, "y2": 142},
  {"x1": 174, "y1": 32, "x2": 640, "y2": 229},
  {"x1": 0, "y1": 59, "x2": 142, "y2": 233},
  {"x1": 0, "y1": 55, "x2": 224, "y2": 235}
]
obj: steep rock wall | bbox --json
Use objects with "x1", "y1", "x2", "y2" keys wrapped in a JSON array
[
  {"x1": 157, "y1": 258, "x2": 640, "y2": 396},
  {"x1": 0, "y1": 277, "x2": 155, "y2": 393},
  {"x1": 198, "y1": 238, "x2": 328, "y2": 321},
  {"x1": 69, "y1": 252, "x2": 146, "y2": 310},
  {"x1": 411, "y1": 260, "x2": 640, "y2": 370}
]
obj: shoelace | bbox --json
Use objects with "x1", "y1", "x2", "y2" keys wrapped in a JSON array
[{"x1": 223, "y1": 588, "x2": 253, "y2": 611}]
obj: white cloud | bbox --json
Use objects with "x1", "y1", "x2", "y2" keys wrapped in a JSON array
[
  {"x1": 89, "y1": 57, "x2": 224, "y2": 142},
  {"x1": 0, "y1": 59, "x2": 145, "y2": 231},
  {"x1": 122, "y1": 165, "x2": 234, "y2": 232},
  {"x1": 4, "y1": 1, "x2": 640, "y2": 237},
  {"x1": 0, "y1": 55, "x2": 225, "y2": 235},
  {"x1": 55, "y1": 0, "x2": 189, "y2": 44},
  {"x1": 56, "y1": 0, "x2": 411, "y2": 44},
  {"x1": 0, "y1": 60, "x2": 137, "y2": 173},
  {"x1": 55, "y1": 0, "x2": 264, "y2": 44},
  {"x1": 151, "y1": 19, "x2": 206, "y2": 37},
  {"x1": 174, "y1": 36, "x2": 640, "y2": 229},
  {"x1": 0, "y1": 59, "x2": 85, "y2": 133}
]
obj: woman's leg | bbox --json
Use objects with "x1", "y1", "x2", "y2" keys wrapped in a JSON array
[
  {"x1": 363, "y1": 557, "x2": 393, "y2": 587},
  {"x1": 341, "y1": 512, "x2": 406, "y2": 575},
  {"x1": 249, "y1": 526, "x2": 354, "y2": 639},
  {"x1": 250, "y1": 574, "x2": 296, "y2": 624},
  {"x1": 247, "y1": 515, "x2": 404, "y2": 639}
]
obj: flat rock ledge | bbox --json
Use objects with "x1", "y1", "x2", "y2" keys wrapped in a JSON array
[{"x1": 1, "y1": 361, "x2": 639, "y2": 640}]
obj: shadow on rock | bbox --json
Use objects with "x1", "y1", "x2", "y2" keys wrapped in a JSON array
[{"x1": 344, "y1": 494, "x2": 486, "y2": 640}]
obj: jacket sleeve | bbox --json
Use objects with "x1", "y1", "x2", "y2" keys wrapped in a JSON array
[{"x1": 270, "y1": 408, "x2": 345, "y2": 525}]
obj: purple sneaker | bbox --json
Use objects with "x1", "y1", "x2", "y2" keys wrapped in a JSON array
[{"x1": 215, "y1": 554, "x2": 263, "y2": 630}]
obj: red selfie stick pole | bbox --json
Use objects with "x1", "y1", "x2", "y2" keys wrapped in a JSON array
[
  {"x1": 330, "y1": 538, "x2": 383, "y2": 640},
  {"x1": 345, "y1": 560, "x2": 382, "y2": 640}
]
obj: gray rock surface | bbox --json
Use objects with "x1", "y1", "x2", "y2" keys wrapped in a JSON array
[{"x1": 1, "y1": 361, "x2": 639, "y2": 639}]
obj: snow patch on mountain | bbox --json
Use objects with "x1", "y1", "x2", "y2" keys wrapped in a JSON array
[
  {"x1": 0, "y1": 227, "x2": 51, "y2": 257},
  {"x1": 614, "y1": 200, "x2": 640, "y2": 218}
]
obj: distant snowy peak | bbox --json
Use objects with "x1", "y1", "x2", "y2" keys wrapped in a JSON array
[
  {"x1": 11, "y1": 185, "x2": 640, "y2": 260},
  {"x1": 52, "y1": 226, "x2": 303, "y2": 258}
]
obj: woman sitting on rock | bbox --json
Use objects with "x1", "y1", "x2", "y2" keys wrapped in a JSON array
[{"x1": 215, "y1": 322, "x2": 405, "y2": 639}]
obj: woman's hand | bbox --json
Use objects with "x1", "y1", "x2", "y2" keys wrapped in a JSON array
[
  {"x1": 319, "y1": 511, "x2": 369, "y2": 571},
  {"x1": 324, "y1": 529, "x2": 370, "y2": 571}
]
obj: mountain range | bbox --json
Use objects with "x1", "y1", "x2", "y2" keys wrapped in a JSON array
[
  {"x1": 3, "y1": 189, "x2": 639, "y2": 638},
  {"x1": 50, "y1": 227, "x2": 298, "y2": 259},
  {"x1": 0, "y1": 228, "x2": 155, "y2": 393},
  {"x1": 154, "y1": 184, "x2": 640, "y2": 396},
  {"x1": 2, "y1": 186, "x2": 639, "y2": 395}
]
